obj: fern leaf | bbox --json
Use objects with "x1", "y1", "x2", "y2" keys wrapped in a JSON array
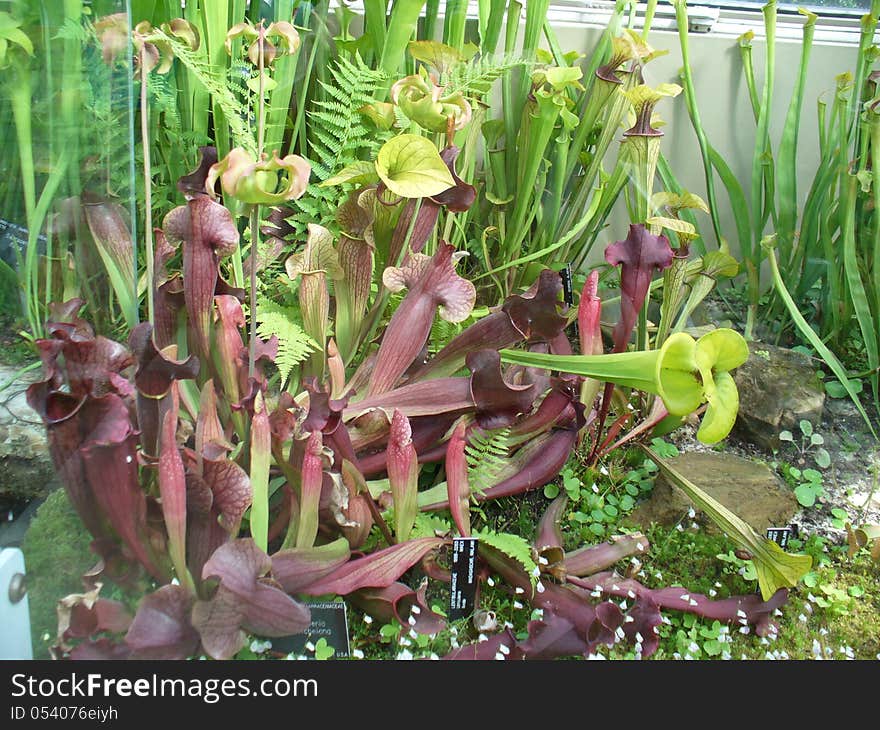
[
  {"x1": 412, "y1": 513, "x2": 452, "y2": 539},
  {"x1": 466, "y1": 427, "x2": 512, "y2": 495},
  {"x1": 474, "y1": 529, "x2": 538, "y2": 586},
  {"x1": 256, "y1": 300, "x2": 318, "y2": 386},
  {"x1": 146, "y1": 28, "x2": 255, "y2": 154},
  {"x1": 446, "y1": 55, "x2": 530, "y2": 98}
]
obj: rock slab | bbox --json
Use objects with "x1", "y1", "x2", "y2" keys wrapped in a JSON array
[
  {"x1": 732, "y1": 342, "x2": 825, "y2": 451},
  {"x1": 0, "y1": 364, "x2": 56, "y2": 509},
  {"x1": 626, "y1": 451, "x2": 798, "y2": 534}
]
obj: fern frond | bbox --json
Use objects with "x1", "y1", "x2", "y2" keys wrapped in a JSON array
[
  {"x1": 474, "y1": 528, "x2": 538, "y2": 585},
  {"x1": 256, "y1": 300, "x2": 318, "y2": 386},
  {"x1": 412, "y1": 513, "x2": 452, "y2": 539},
  {"x1": 145, "y1": 28, "x2": 255, "y2": 154},
  {"x1": 466, "y1": 427, "x2": 512, "y2": 496},
  {"x1": 446, "y1": 55, "x2": 530, "y2": 98}
]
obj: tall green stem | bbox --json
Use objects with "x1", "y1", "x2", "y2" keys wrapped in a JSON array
[{"x1": 140, "y1": 50, "x2": 155, "y2": 325}]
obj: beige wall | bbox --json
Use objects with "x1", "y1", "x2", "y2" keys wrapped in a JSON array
[{"x1": 552, "y1": 18, "x2": 865, "y2": 265}]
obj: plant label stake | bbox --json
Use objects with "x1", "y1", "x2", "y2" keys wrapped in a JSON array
[
  {"x1": 449, "y1": 537, "x2": 479, "y2": 620},
  {"x1": 272, "y1": 601, "x2": 350, "y2": 658},
  {"x1": 562, "y1": 263, "x2": 579, "y2": 339},
  {"x1": 765, "y1": 526, "x2": 794, "y2": 550}
]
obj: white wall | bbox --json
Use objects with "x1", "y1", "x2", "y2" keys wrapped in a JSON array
[{"x1": 552, "y1": 16, "x2": 865, "y2": 264}]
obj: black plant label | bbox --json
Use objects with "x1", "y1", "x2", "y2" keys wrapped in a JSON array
[
  {"x1": 449, "y1": 537, "x2": 479, "y2": 620},
  {"x1": 273, "y1": 601, "x2": 350, "y2": 658},
  {"x1": 561, "y1": 264, "x2": 575, "y2": 305},
  {"x1": 766, "y1": 526, "x2": 793, "y2": 549}
]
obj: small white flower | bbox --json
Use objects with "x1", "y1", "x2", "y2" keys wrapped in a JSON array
[
  {"x1": 536, "y1": 581, "x2": 546, "y2": 593},
  {"x1": 624, "y1": 615, "x2": 635, "y2": 624},
  {"x1": 411, "y1": 606, "x2": 421, "y2": 615},
  {"x1": 499, "y1": 644, "x2": 510, "y2": 655},
  {"x1": 680, "y1": 594, "x2": 690, "y2": 602},
  {"x1": 538, "y1": 556, "x2": 549, "y2": 566},
  {"x1": 635, "y1": 632, "x2": 643, "y2": 644},
  {"x1": 396, "y1": 649, "x2": 414, "y2": 660},
  {"x1": 739, "y1": 626, "x2": 750, "y2": 635},
  {"x1": 687, "y1": 507, "x2": 696, "y2": 519},
  {"x1": 627, "y1": 590, "x2": 636, "y2": 599},
  {"x1": 600, "y1": 466, "x2": 609, "y2": 476},
  {"x1": 363, "y1": 615, "x2": 373, "y2": 625},
  {"x1": 305, "y1": 641, "x2": 315, "y2": 652},
  {"x1": 477, "y1": 633, "x2": 488, "y2": 643},
  {"x1": 615, "y1": 627, "x2": 626, "y2": 641},
  {"x1": 688, "y1": 642, "x2": 700, "y2": 654},
  {"x1": 487, "y1": 577, "x2": 495, "y2": 587},
  {"x1": 675, "y1": 524, "x2": 684, "y2": 532},
  {"x1": 708, "y1": 589, "x2": 717, "y2": 597},
  {"x1": 352, "y1": 648, "x2": 365, "y2": 659},
  {"x1": 611, "y1": 584, "x2": 621, "y2": 592},
  {"x1": 429, "y1": 653, "x2": 439, "y2": 660},
  {"x1": 515, "y1": 586, "x2": 525, "y2": 594},
  {"x1": 513, "y1": 601, "x2": 524, "y2": 610},
  {"x1": 619, "y1": 600, "x2": 628, "y2": 611},
  {"x1": 592, "y1": 483, "x2": 599, "y2": 493},
  {"x1": 494, "y1": 652, "x2": 505, "y2": 661},
  {"x1": 798, "y1": 614, "x2": 807, "y2": 623},
  {"x1": 636, "y1": 542, "x2": 645, "y2": 552},
  {"x1": 714, "y1": 581, "x2": 723, "y2": 588},
  {"x1": 736, "y1": 610, "x2": 747, "y2": 619},
  {"x1": 398, "y1": 637, "x2": 412, "y2": 647},
  {"x1": 126, "y1": 455, "x2": 133, "y2": 464},
  {"x1": 408, "y1": 616, "x2": 417, "y2": 626},
  {"x1": 773, "y1": 608, "x2": 783, "y2": 617}
]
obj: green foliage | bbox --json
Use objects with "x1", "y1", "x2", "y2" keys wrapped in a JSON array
[
  {"x1": 282, "y1": 54, "x2": 387, "y2": 240},
  {"x1": 21, "y1": 490, "x2": 97, "y2": 659},
  {"x1": 778, "y1": 419, "x2": 831, "y2": 469},
  {"x1": 411, "y1": 512, "x2": 452, "y2": 538},
  {"x1": 555, "y1": 440, "x2": 675, "y2": 543},
  {"x1": 309, "y1": 54, "x2": 385, "y2": 181},
  {"x1": 465, "y1": 427, "x2": 511, "y2": 495},
  {"x1": 781, "y1": 464, "x2": 825, "y2": 508},
  {"x1": 473, "y1": 527, "x2": 537, "y2": 583},
  {"x1": 255, "y1": 299, "x2": 318, "y2": 386},
  {"x1": 445, "y1": 54, "x2": 528, "y2": 97},
  {"x1": 149, "y1": 28, "x2": 254, "y2": 154}
]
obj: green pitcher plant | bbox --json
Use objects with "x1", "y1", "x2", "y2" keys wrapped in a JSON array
[{"x1": 500, "y1": 327, "x2": 750, "y2": 445}]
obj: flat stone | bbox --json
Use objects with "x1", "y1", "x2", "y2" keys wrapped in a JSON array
[
  {"x1": 0, "y1": 365, "x2": 56, "y2": 506},
  {"x1": 625, "y1": 451, "x2": 798, "y2": 534},
  {"x1": 732, "y1": 342, "x2": 825, "y2": 451}
]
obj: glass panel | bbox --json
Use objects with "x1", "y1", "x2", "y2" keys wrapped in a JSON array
[
  {"x1": 0, "y1": 0, "x2": 138, "y2": 343},
  {"x1": 0, "y1": 0, "x2": 137, "y2": 659}
]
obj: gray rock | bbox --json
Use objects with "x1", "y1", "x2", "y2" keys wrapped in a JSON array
[
  {"x1": 0, "y1": 365, "x2": 56, "y2": 507},
  {"x1": 732, "y1": 342, "x2": 825, "y2": 451},
  {"x1": 626, "y1": 451, "x2": 798, "y2": 534}
]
